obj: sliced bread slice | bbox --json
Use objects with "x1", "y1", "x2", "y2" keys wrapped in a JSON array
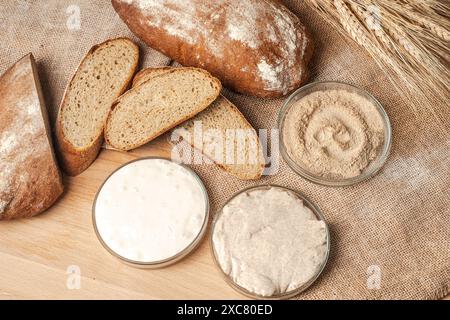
[
  {"x1": 133, "y1": 67, "x2": 265, "y2": 180},
  {"x1": 104, "y1": 67, "x2": 222, "y2": 151},
  {"x1": 55, "y1": 38, "x2": 139, "y2": 176}
]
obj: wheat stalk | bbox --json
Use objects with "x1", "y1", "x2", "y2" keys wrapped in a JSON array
[
  {"x1": 350, "y1": 2, "x2": 422, "y2": 62},
  {"x1": 305, "y1": 0, "x2": 450, "y2": 113},
  {"x1": 398, "y1": 0, "x2": 450, "y2": 41}
]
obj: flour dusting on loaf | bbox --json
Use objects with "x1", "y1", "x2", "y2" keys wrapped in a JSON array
[
  {"x1": 113, "y1": 0, "x2": 313, "y2": 97},
  {"x1": 0, "y1": 54, "x2": 63, "y2": 220}
]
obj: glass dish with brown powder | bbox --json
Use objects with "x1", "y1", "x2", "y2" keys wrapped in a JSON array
[{"x1": 279, "y1": 82, "x2": 392, "y2": 186}]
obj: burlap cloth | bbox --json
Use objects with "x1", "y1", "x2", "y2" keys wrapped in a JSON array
[{"x1": 1, "y1": 1, "x2": 448, "y2": 300}]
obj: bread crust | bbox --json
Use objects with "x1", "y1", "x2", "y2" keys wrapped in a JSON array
[
  {"x1": 0, "y1": 54, "x2": 64, "y2": 220},
  {"x1": 55, "y1": 38, "x2": 139, "y2": 176},
  {"x1": 194, "y1": 96, "x2": 265, "y2": 180},
  {"x1": 112, "y1": 0, "x2": 313, "y2": 98},
  {"x1": 133, "y1": 67, "x2": 265, "y2": 180},
  {"x1": 132, "y1": 66, "x2": 173, "y2": 87}
]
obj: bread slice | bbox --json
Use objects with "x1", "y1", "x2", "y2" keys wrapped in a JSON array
[
  {"x1": 104, "y1": 67, "x2": 221, "y2": 151},
  {"x1": 55, "y1": 38, "x2": 139, "y2": 176},
  {"x1": 133, "y1": 67, "x2": 265, "y2": 180},
  {"x1": 0, "y1": 54, "x2": 64, "y2": 220}
]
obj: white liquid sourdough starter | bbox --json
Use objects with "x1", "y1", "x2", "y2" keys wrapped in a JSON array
[
  {"x1": 94, "y1": 159, "x2": 207, "y2": 263},
  {"x1": 212, "y1": 187, "x2": 328, "y2": 297}
]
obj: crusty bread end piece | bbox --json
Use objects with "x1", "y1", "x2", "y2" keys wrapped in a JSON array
[
  {"x1": 55, "y1": 38, "x2": 139, "y2": 176},
  {"x1": 133, "y1": 67, "x2": 265, "y2": 180},
  {"x1": 105, "y1": 67, "x2": 221, "y2": 151}
]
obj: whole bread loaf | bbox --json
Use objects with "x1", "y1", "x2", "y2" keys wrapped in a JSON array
[
  {"x1": 112, "y1": 0, "x2": 313, "y2": 98},
  {"x1": 0, "y1": 54, "x2": 64, "y2": 220}
]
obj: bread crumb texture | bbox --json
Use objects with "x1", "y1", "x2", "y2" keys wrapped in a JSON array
[
  {"x1": 133, "y1": 67, "x2": 265, "y2": 180},
  {"x1": 60, "y1": 39, "x2": 138, "y2": 149},
  {"x1": 105, "y1": 68, "x2": 221, "y2": 150}
]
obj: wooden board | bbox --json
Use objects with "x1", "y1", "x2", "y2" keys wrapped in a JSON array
[
  {"x1": 0, "y1": 136, "x2": 448, "y2": 300},
  {"x1": 0, "y1": 137, "x2": 241, "y2": 299}
]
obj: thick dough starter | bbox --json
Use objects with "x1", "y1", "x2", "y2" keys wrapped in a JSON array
[{"x1": 212, "y1": 187, "x2": 328, "y2": 297}]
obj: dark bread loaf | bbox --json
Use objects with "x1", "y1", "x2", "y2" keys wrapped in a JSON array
[
  {"x1": 55, "y1": 38, "x2": 139, "y2": 176},
  {"x1": 112, "y1": 0, "x2": 313, "y2": 98},
  {"x1": 0, "y1": 54, "x2": 64, "y2": 220}
]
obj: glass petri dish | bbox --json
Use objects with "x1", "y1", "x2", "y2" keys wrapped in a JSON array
[
  {"x1": 278, "y1": 81, "x2": 392, "y2": 187},
  {"x1": 92, "y1": 157, "x2": 210, "y2": 269},
  {"x1": 210, "y1": 184, "x2": 331, "y2": 300}
]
